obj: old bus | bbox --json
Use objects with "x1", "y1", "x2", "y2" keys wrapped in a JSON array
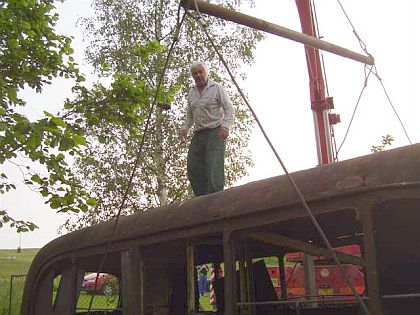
[{"x1": 22, "y1": 143, "x2": 420, "y2": 315}]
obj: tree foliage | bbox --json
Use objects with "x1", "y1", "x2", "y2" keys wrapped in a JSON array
[
  {"x1": 62, "y1": 0, "x2": 263, "y2": 231},
  {"x1": 371, "y1": 134, "x2": 394, "y2": 153},
  {"x1": 61, "y1": 41, "x2": 173, "y2": 227},
  {"x1": 0, "y1": 0, "x2": 92, "y2": 232}
]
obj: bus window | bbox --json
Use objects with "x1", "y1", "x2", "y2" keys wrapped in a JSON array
[
  {"x1": 239, "y1": 256, "x2": 282, "y2": 314},
  {"x1": 141, "y1": 240, "x2": 187, "y2": 315},
  {"x1": 282, "y1": 245, "x2": 365, "y2": 301},
  {"x1": 187, "y1": 241, "x2": 224, "y2": 314},
  {"x1": 76, "y1": 271, "x2": 120, "y2": 313},
  {"x1": 260, "y1": 256, "x2": 284, "y2": 298},
  {"x1": 52, "y1": 274, "x2": 61, "y2": 306}
]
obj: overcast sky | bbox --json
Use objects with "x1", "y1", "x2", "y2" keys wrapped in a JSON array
[{"x1": 1, "y1": 0, "x2": 419, "y2": 249}]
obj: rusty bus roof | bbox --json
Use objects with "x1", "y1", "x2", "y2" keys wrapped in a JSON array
[{"x1": 29, "y1": 143, "x2": 420, "y2": 272}]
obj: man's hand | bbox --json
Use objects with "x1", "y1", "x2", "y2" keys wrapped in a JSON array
[{"x1": 218, "y1": 126, "x2": 229, "y2": 139}]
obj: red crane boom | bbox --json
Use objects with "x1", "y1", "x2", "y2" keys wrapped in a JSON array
[{"x1": 296, "y1": 0, "x2": 338, "y2": 165}]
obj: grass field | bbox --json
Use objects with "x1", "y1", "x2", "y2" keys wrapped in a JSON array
[
  {"x1": 0, "y1": 248, "x2": 39, "y2": 280},
  {"x1": 0, "y1": 248, "x2": 39, "y2": 314}
]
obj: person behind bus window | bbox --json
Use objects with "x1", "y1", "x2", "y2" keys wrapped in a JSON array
[{"x1": 198, "y1": 264, "x2": 209, "y2": 296}]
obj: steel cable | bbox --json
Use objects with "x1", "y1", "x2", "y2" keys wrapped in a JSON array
[
  {"x1": 337, "y1": 64, "x2": 374, "y2": 154},
  {"x1": 336, "y1": 0, "x2": 412, "y2": 150},
  {"x1": 371, "y1": 68, "x2": 412, "y2": 144}
]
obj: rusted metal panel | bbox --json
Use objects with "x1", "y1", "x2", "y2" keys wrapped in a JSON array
[
  {"x1": 223, "y1": 231, "x2": 236, "y2": 315},
  {"x1": 33, "y1": 270, "x2": 54, "y2": 315},
  {"x1": 278, "y1": 256, "x2": 287, "y2": 300},
  {"x1": 238, "y1": 246, "x2": 247, "y2": 304},
  {"x1": 361, "y1": 208, "x2": 384, "y2": 315},
  {"x1": 53, "y1": 266, "x2": 76, "y2": 315},
  {"x1": 180, "y1": 0, "x2": 374, "y2": 65},
  {"x1": 246, "y1": 255, "x2": 255, "y2": 315},
  {"x1": 31, "y1": 144, "x2": 420, "y2": 258},
  {"x1": 22, "y1": 144, "x2": 420, "y2": 314},
  {"x1": 186, "y1": 241, "x2": 196, "y2": 314},
  {"x1": 303, "y1": 254, "x2": 318, "y2": 308},
  {"x1": 139, "y1": 252, "x2": 146, "y2": 315},
  {"x1": 122, "y1": 249, "x2": 142, "y2": 314}
]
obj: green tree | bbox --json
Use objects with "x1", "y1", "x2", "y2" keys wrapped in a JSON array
[
  {"x1": 60, "y1": 41, "x2": 172, "y2": 229},
  {"x1": 371, "y1": 134, "x2": 394, "y2": 153},
  {"x1": 62, "y1": 0, "x2": 262, "y2": 230},
  {"x1": 0, "y1": 0, "x2": 92, "y2": 232}
]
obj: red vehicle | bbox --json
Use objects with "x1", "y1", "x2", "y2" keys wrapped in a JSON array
[
  {"x1": 81, "y1": 272, "x2": 117, "y2": 296},
  {"x1": 268, "y1": 245, "x2": 365, "y2": 301}
]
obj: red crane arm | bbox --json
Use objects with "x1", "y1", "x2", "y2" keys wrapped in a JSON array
[{"x1": 296, "y1": 0, "x2": 336, "y2": 164}]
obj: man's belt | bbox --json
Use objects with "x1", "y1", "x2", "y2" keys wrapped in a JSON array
[{"x1": 194, "y1": 125, "x2": 220, "y2": 134}]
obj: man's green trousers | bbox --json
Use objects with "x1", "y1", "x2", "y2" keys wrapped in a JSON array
[{"x1": 187, "y1": 127, "x2": 226, "y2": 196}]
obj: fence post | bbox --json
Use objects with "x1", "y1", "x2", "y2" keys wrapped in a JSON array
[
  {"x1": 7, "y1": 275, "x2": 27, "y2": 315},
  {"x1": 8, "y1": 275, "x2": 13, "y2": 315}
]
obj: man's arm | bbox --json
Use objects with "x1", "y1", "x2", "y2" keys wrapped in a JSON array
[{"x1": 218, "y1": 84, "x2": 234, "y2": 139}]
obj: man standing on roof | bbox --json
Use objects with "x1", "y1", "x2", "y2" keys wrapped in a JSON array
[{"x1": 180, "y1": 61, "x2": 234, "y2": 196}]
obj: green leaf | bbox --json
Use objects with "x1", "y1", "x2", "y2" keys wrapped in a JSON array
[
  {"x1": 31, "y1": 175, "x2": 43, "y2": 185},
  {"x1": 27, "y1": 133, "x2": 42, "y2": 150},
  {"x1": 29, "y1": 223, "x2": 38, "y2": 231},
  {"x1": 7, "y1": 88, "x2": 17, "y2": 103},
  {"x1": 26, "y1": 30, "x2": 36, "y2": 38},
  {"x1": 86, "y1": 198, "x2": 97, "y2": 206},
  {"x1": 76, "y1": 75, "x2": 86, "y2": 83},
  {"x1": 58, "y1": 137, "x2": 73, "y2": 151},
  {"x1": 50, "y1": 117, "x2": 67, "y2": 128},
  {"x1": 43, "y1": 111, "x2": 54, "y2": 118},
  {"x1": 50, "y1": 201, "x2": 61, "y2": 209},
  {"x1": 49, "y1": 195, "x2": 62, "y2": 209},
  {"x1": 98, "y1": 135, "x2": 107, "y2": 144},
  {"x1": 40, "y1": 188, "x2": 49, "y2": 197},
  {"x1": 80, "y1": 204, "x2": 88, "y2": 212},
  {"x1": 73, "y1": 134, "x2": 87, "y2": 146}
]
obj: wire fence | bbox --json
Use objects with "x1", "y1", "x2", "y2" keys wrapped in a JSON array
[
  {"x1": 0, "y1": 274, "x2": 119, "y2": 315},
  {"x1": 76, "y1": 289, "x2": 120, "y2": 312},
  {"x1": 0, "y1": 278, "x2": 8, "y2": 315},
  {"x1": 4, "y1": 275, "x2": 27, "y2": 315},
  {"x1": 76, "y1": 273, "x2": 120, "y2": 311}
]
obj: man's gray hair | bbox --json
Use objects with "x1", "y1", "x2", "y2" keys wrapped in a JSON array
[{"x1": 190, "y1": 61, "x2": 209, "y2": 75}]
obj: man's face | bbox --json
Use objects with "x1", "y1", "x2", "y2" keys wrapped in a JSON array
[{"x1": 192, "y1": 65, "x2": 208, "y2": 88}]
